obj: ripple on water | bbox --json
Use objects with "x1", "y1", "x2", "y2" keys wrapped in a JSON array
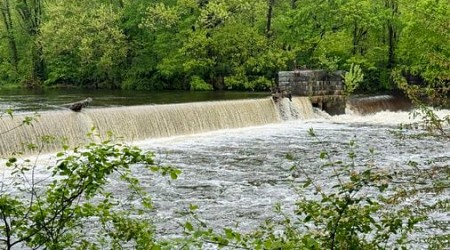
[{"x1": 136, "y1": 120, "x2": 449, "y2": 248}]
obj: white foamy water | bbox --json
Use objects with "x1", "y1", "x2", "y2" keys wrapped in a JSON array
[
  {"x1": 0, "y1": 98, "x2": 292, "y2": 156},
  {"x1": 132, "y1": 114, "x2": 449, "y2": 248},
  {"x1": 1, "y1": 98, "x2": 449, "y2": 249},
  {"x1": 329, "y1": 109, "x2": 450, "y2": 126}
]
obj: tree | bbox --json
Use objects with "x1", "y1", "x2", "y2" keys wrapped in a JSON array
[
  {"x1": 396, "y1": 0, "x2": 449, "y2": 85},
  {"x1": 343, "y1": 63, "x2": 364, "y2": 96},
  {"x1": 0, "y1": 0, "x2": 18, "y2": 73},
  {"x1": 40, "y1": 0, "x2": 128, "y2": 88},
  {"x1": 138, "y1": 0, "x2": 194, "y2": 90},
  {"x1": 0, "y1": 0, "x2": 44, "y2": 86},
  {"x1": 384, "y1": 0, "x2": 399, "y2": 70},
  {"x1": 140, "y1": 0, "x2": 290, "y2": 90},
  {"x1": 15, "y1": 0, "x2": 45, "y2": 86},
  {"x1": 120, "y1": 0, "x2": 176, "y2": 90},
  {"x1": 275, "y1": 0, "x2": 346, "y2": 69},
  {"x1": 0, "y1": 0, "x2": 447, "y2": 91}
]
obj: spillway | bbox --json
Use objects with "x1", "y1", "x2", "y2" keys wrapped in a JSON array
[{"x1": 0, "y1": 97, "x2": 315, "y2": 156}]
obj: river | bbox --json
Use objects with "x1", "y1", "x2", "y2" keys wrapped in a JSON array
[
  {"x1": 0, "y1": 89, "x2": 268, "y2": 112},
  {"x1": 0, "y1": 94, "x2": 449, "y2": 249},
  {"x1": 134, "y1": 110, "x2": 449, "y2": 247}
]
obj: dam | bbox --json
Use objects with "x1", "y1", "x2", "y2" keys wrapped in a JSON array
[
  {"x1": 0, "y1": 93, "x2": 416, "y2": 157},
  {"x1": 0, "y1": 97, "x2": 315, "y2": 156},
  {"x1": 0, "y1": 94, "x2": 448, "y2": 249}
]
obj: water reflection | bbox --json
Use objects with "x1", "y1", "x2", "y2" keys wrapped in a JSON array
[{"x1": 0, "y1": 89, "x2": 269, "y2": 112}]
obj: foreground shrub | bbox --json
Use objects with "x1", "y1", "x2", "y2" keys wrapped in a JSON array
[{"x1": 0, "y1": 135, "x2": 180, "y2": 249}]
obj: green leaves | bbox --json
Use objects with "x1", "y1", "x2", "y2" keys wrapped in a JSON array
[
  {"x1": 190, "y1": 76, "x2": 213, "y2": 91},
  {"x1": 40, "y1": 0, "x2": 127, "y2": 88},
  {"x1": 147, "y1": 165, "x2": 181, "y2": 180},
  {"x1": 141, "y1": 2, "x2": 180, "y2": 30},
  {"x1": 0, "y1": 0, "x2": 448, "y2": 91},
  {"x1": 0, "y1": 135, "x2": 179, "y2": 249},
  {"x1": 394, "y1": 0, "x2": 449, "y2": 106},
  {"x1": 343, "y1": 63, "x2": 364, "y2": 96},
  {"x1": 5, "y1": 157, "x2": 17, "y2": 167},
  {"x1": 184, "y1": 222, "x2": 194, "y2": 232}
]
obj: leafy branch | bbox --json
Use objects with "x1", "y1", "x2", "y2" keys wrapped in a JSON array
[
  {"x1": 0, "y1": 110, "x2": 39, "y2": 136},
  {"x1": 342, "y1": 63, "x2": 364, "y2": 96},
  {"x1": 0, "y1": 134, "x2": 180, "y2": 249}
]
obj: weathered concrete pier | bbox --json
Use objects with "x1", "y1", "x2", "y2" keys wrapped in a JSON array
[{"x1": 276, "y1": 70, "x2": 346, "y2": 115}]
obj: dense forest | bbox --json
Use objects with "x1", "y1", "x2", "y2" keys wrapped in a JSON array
[{"x1": 0, "y1": 0, "x2": 448, "y2": 91}]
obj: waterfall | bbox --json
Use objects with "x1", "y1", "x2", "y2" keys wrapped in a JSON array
[
  {"x1": 276, "y1": 97, "x2": 316, "y2": 120},
  {"x1": 0, "y1": 97, "x2": 316, "y2": 156},
  {"x1": 0, "y1": 111, "x2": 95, "y2": 157},
  {"x1": 88, "y1": 99, "x2": 281, "y2": 140},
  {"x1": 346, "y1": 95, "x2": 412, "y2": 115}
]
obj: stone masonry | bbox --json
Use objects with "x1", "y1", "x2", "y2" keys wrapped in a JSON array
[
  {"x1": 276, "y1": 70, "x2": 346, "y2": 115},
  {"x1": 277, "y1": 70, "x2": 344, "y2": 96}
]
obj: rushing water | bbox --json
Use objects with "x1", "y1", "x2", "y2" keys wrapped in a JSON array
[
  {"x1": 0, "y1": 95, "x2": 449, "y2": 248},
  {"x1": 0, "y1": 97, "x2": 313, "y2": 156},
  {"x1": 133, "y1": 112, "x2": 449, "y2": 245}
]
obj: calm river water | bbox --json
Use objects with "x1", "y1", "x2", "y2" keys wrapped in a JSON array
[{"x1": 0, "y1": 89, "x2": 269, "y2": 112}]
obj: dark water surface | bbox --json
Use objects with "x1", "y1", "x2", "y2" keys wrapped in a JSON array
[{"x1": 0, "y1": 89, "x2": 269, "y2": 112}]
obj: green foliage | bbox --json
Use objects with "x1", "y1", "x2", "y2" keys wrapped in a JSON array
[
  {"x1": 190, "y1": 76, "x2": 213, "y2": 91},
  {"x1": 140, "y1": 2, "x2": 180, "y2": 30},
  {"x1": 0, "y1": 134, "x2": 179, "y2": 249},
  {"x1": 343, "y1": 63, "x2": 364, "y2": 95},
  {"x1": 396, "y1": 0, "x2": 450, "y2": 83},
  {"x1": 0, "y1": 0, "x2": 447, "y2": 91},
  {"x1": 40, "y1": 0, "x2": 127, "y2": 88},
  {"x1": 317, "y1": 55, "x2": 341, "y2": 72},
  {"x1": 394, "y1": 0, "x2": 449, "y2": 105}
]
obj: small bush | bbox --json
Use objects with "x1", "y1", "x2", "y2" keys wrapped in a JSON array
[
  {"x1": 190, "y1": 76, "x2": 213, "y2": 91},
  {"x1": 0, "y1": 133, "x2": 180, "y2": 249}
]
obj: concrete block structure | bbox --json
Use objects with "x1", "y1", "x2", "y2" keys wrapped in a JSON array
[
  {"x1": 278, "y1": 70, "x2": 344, "y2": 96},
  {"x1": 276, "y1": 70, "x2": 346, "y2": 115}
]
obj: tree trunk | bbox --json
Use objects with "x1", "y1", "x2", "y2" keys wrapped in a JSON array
[
  {"x1": 16, "y1": 0, "x2": 46, "y2": 86},
  {"x1": 266, "y1": 0, "x2": 275, "y2": 38},
  {"x1": 31, "y1": 41, "x2": 45, "y2": 85},
  {"x1": 352, "y1": 21, "x2": 358, "y2": 55},
  {"x1": 352, "y1": 21, "x2": 368, "y2": 56},
  {"x1": 113, "y1": 0, "x2": 124, "y2": 8},
  {"x1": 385, "y1": 0, "x2": 398, "y2": 69},
  {"x1": 291, "y1": 0, "x2": 297, "y2": 9},
  {"x1": 387, "y1": 21, "x2": 396, "y2": 68},
  {"x1": 1, "y1": 0, "x2": 19, "y2": 72}
]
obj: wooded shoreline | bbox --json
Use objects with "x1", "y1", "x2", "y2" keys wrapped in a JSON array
[{"x1": 0, "y1": 0, "x2": 448, "y2": 94}]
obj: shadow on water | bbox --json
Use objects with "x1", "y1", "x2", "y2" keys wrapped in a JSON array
[{"x1": 0, "y1": 89, "x2": 270, "y2": 112}]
